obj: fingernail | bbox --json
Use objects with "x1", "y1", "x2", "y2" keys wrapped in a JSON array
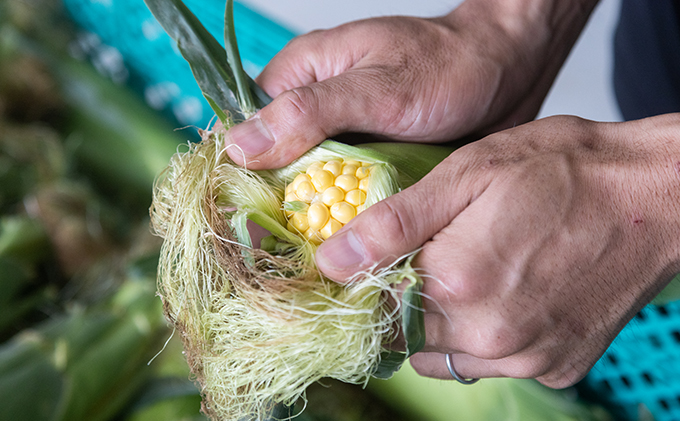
[
  {"x1": 316, "y1": 228, "x2": 365, "y2": 271},
  {"x1": 227, "y1": 117, "x2": 274, "y2": 156}
]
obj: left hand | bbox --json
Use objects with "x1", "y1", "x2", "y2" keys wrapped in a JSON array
[{"x1": 315, "y1": 114, "x2": 680, "y2": 388}]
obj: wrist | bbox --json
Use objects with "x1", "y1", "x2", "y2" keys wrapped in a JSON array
[
  {"x1": 433, "y1": 0, "x2": 600, "y2": 134},
  {"x1": 441, "y1": 0, "x2": 600, "y2": 46},
  {"x1": 607, "y1": 115, "x2": 680, "y2": 297}
]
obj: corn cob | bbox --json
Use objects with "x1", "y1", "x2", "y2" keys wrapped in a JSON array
[
  {"x1": 144, "y1": 2, "x2": 622, "y2": 421},
  {"x1": 283, "y1": 159, "x2": 370, "y2": 243}
]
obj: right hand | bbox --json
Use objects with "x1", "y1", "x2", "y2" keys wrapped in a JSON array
[{"x1": 223, "y1": 0, "x2": 599, "y2": 169}]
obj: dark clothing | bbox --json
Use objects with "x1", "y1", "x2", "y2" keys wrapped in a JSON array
[{"x1": 614, "y1": 0, "x2": 680, "y2": 120}]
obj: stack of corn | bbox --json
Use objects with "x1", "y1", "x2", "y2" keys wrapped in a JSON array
[{"x1": 0, "y1": 2, "x2": 208, "y2": 419}]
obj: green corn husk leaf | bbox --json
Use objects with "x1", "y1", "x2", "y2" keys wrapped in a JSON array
[
  {"x1": 144, "y1": 0, "x2": 269, "y2": 123},
  {"x1": 653, "y1": 273, "x2": 680, "y2": 304},
  {"x1": 145, "y1": 1, "x2": 452, "y2": 419}
]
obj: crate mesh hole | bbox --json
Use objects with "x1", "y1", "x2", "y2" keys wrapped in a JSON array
[{"x1": 672, "y1": 330, "x2": 680, "y2": 343}]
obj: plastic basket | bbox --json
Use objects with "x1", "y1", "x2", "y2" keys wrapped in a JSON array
[
  {"x1": 580, "y1": 300, "x2": 680, "y2": 420},
  {"x1": 62, "y1": 0, "x2": 296, "y2": 129}
]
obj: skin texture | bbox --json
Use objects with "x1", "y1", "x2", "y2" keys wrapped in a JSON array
[
  {"x1": 224, "y1": 0, "x2": 680, "y2": 387},
  {"x1": 317, "y1": 114, "x2": 680, "y2": 387},
  {"x1": 225, "y1": 0, "x2": 598, "y2": 168}
]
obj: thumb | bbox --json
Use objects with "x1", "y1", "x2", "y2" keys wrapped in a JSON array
[
  {"x1": 223, "y1": 71, "x2": 385, "y2": 169},
  {"x1": 315, "y1": 171, "x2": 465, "y2": 282}
]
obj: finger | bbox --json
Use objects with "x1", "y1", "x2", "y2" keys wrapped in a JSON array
[
  {"x1": 224, "y1": 68, "x2": 395, "y2": 169},
  {"x1": 409, "y1": 352, "x2": 553, "y2": 384},
  {"x1": 255, "y1": 32, "x2": 327, "y2": 98},
  {"x1": 315, "y1": 156, "x2": 486, "y2": 282},
  {"x1": 410, "y1": 352, "x2": 500, "y2": 381}
]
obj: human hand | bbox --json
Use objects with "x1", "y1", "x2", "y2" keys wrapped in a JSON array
[
  {"x1": 315, "y1": 114, "x2": 680, "y2": 388},
  {"x1": 224, "y1": 0, "x2": 599, "y2": 169}
]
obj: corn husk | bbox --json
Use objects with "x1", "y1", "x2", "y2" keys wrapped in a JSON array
[{"x1": 150, "y1": 120, "x2": 443, "y2": 419}]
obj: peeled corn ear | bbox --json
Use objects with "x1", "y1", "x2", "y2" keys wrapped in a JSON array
[{"x1": 145, "y1": 1, "x2": 450, "y2": 420}]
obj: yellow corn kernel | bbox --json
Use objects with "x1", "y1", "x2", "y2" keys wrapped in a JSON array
[
  {"x1": 295, "y1": 180, "x2": 316, "y2": 202},
  {"x1": 320, "y1": 218, "x2": 343, "y2": 240},
  {"x1": 323, "y1": 160, "x2": 343, "y2": 177},
  {"x1": 307, "y1": 203, "x2": 330, "y2": 231},
  {"x1": 286, "y1": 220, "x2": 296, "y2": 233},
  {"x1": 291, "y1": 212, "x2": 309, "y2": 232},
  {"x1": 311, "y1": 169, "x2": 334, "y2": 191},
  {"x1": 303, "y1": 227, "x2": 323, "y2": 245},
  {"x1": 345, "y1": 189, "x2": 366, "y2": 207},
  {"x1": 291, "y1": 173, "x2": 311, "y2": 190},
  {"x1": 343, "y1": 159, "x2": 361, "y2": 167},
  {"x1": 285, "y1": 190, "x2": 299, "y2": 203},
  {"x1": 306, "y1": 161, "x2": 324, "y2": 177},
  {"x1": 284, "y1": 159, "x2": 372, "y2": 243},
  {"x1": 355, "y1": 166, "x2": 370, "y2": 180},
  {"x1": 342, "y1": 164, "x2": 358, "y2": 175},
  {"x1": 359, "y1": 177, "x2": 369, "y2": 192},
  {"x1": 330, "y1": 201, "x2": 356, "y2": 224},
  {"x1": 335, "y1": 174, "x2": 359, "y2": 192},
  {"x1": 322, "y1": 186, "x2": 344, "y2": 207}
]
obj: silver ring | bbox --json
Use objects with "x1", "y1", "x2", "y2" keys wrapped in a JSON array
[{"x1": 446, "y1": 354, "x2": 479, "y2": 385}]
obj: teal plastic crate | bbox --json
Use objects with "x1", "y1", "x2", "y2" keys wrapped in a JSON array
[
  {"x1": 580, "y1": 300, "x2": 680, "y2": 420},
  {"x1": 63, "y1": 0, "x2": 296, "y2": 128}
]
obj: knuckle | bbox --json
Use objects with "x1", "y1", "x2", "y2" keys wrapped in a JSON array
[
  {"x1": 272, "y1": 87, "x2": 328, "y2": 141},
  {"x1": 366, "y1": 199, "x2": 416, "y2": 255},
  {"x1": 277, "y1": 87, "x2": 318, "y2": 120},
  {"x1": 508, "y1": 355, "x2": 553, "y2": 380},
  {"x1": 463, "y1": 322, "x2": 528, "y2": 360}
]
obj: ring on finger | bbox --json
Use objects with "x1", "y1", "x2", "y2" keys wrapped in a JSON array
[{"x1": 446, "y1": 353, "x2": 479, "y2": 385}]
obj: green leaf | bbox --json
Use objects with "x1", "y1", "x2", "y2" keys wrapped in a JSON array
[
  {"x1": 653, "y1": 273, "x2": 680, "y2": 304},
  {"x1": 282, "y1": 201, "x2": 309, "y2": 214},
  {"x1": 372, "y1": 350, "x2": 407, "y2": 380},
  {"x1": 205, "y1": 96, "x2": 229, "y2": 125},
  {"x1": 143, "y1": 0, "x2": 272, "y2": 123},
  {"x1": 224, "y1": 0, "x2": 255, "y2": 116},
  {"x1": 372, "y1": 255, "x2": 425, "y2": 379},
  {"x1": 402, "y1": 271, "x2": 426, "y2": 357}
]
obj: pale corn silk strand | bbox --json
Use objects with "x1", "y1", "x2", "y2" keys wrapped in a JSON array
[{"x1": 150, "y1": 125, "x2": 409, "y2": 421}]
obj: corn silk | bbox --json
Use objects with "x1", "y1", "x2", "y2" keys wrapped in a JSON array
[{"x1": 149, "y1": 125, "x2": 421, "y2": 420}]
